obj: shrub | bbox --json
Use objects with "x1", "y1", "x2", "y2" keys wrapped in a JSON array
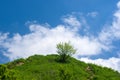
[{"x1": 0, "y1": 64, "x2": 17, "y2": 80}]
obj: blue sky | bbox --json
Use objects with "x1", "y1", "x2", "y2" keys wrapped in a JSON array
[
  {"x1": 0, "y1": 0, "x2": 120, "y2": 72},
  {"x1": 0, "y1": 0, "x2": 118, "y2": 34}
]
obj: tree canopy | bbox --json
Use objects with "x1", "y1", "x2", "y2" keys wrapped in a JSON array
[{"x1": 56, "y1": 42, "x2": 76, "y2": 62}]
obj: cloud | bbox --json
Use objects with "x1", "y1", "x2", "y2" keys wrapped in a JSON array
[
  {"x1": 118, "y1": 51, "x2": 120, "y2": 57},
  {"x1": 87, "y1": 12, "x2": 98, "y2": 18},
  {"x1": 0, "y1": 22, "x2": 104, "y2": 60},
  {"x1": 0, "y1": 33, "x2": 9, "y2": 43},
  {"x1": 62, "y1": 15, "x2": 81, "y2": 31},
  {"x1": 117, "y1": 1, "x2": 120, "y2": 9},
  {"x1": 99, "y1": 1, "x2": 120, "y2": 44},
  {"x1": 80, "y1": 57, "x2": 120, "y2": 72}
]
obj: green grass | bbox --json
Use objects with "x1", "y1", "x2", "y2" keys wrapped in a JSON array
[{"x1": 4, "y1": 54, "x2": 120, "y2": 80}]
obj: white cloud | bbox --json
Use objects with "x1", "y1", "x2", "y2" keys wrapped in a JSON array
[
  {"x1": 80, "y1": 57, "x2": 120, "y2": 72},
  {"x1": 117, "y1": 1, "x2": 120, "y2": 9},
  {"x1": 0, "y1": 33, "x2": 9, "y2": 43},
  {"x1": 87, "y1": 12, "x2": 98, "y2": 18},
  {"x1": 1, "y1": 12, "x2": 110, "y2": 60},
  {"x1": 0, "y1": 22, "x2": 105, "y2": 60},
  {"x1": 118, "y1": 52, "x2": 120, "y2": 57},
  {"x1": 62, "y1": 15, "x2": 81, "y2": 31},
  {"x1": 98, "y1": 1, "x2": 120, "y2": 50}
]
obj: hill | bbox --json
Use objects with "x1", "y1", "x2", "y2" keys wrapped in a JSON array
[{"x1": 1, "y1": 54, "x2": 120, "y2": 80}]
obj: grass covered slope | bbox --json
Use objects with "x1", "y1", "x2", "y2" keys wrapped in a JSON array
[{"x1": 6, "y1": 55, "x2": 120, "y2": 80}]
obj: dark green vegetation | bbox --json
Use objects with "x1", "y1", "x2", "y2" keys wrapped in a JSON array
[
  {"x1": 0, "y1": 64, "x2": 17, "y2": 80},
  {"x1": 1, "y1": 54, "x2": 120, "y2": 80},
  {"x1": 57, "y1": 42, "x2": 76, "y2": 62}
]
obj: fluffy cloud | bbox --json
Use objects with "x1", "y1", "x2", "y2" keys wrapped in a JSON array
[
  {"x1": 0, "y1": 22, "x2": 104, "y2": 60},
  {"x1": 80, "y1": 57, "x2": 120, "y2": 72}
]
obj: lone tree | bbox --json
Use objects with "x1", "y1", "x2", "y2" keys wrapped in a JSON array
[{"x1": 56, "y1": 42, "x2": 76, "y2": 62}]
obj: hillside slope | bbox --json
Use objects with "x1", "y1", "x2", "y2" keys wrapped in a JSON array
[{"x1": 6, "y1": 55, "x2": 120, "y2": 80}]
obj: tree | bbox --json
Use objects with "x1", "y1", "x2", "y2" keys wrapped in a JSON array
[{"x1": 56, "y1": 42, "x2": 76, "y2": 62}]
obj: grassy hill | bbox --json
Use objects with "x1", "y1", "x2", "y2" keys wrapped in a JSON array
[{"x1": 2, "y1": 54, "x2": 120, "y2": 80}]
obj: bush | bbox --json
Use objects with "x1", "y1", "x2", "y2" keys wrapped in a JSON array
[{"x1": 0, "y1": 64, "x2": 17, "y2": 80}]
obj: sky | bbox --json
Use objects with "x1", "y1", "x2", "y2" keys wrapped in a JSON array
[{"x1": 0, "y1": 0, "x2": 120, "y2": 72}]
